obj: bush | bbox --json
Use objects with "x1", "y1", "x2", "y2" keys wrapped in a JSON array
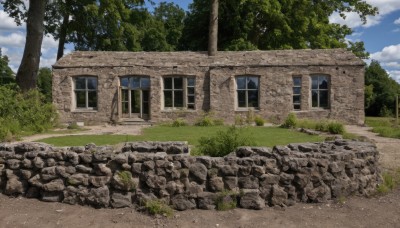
[
  {"x1": 254, "y1": 116, "x2": 265, "y2": 126},
  {"x1": 0, "y1": 86, "x2": 58, "y2": 142},
  {"x1": 197, "y1": 126, "x2": 255, "y2": 157},
  {"x1": 195, "y1": 112, "x2": 224, "y2": 126},
  {"x1": 327, "y1": 121, "x2": 345, "y2": 134},
  {"x1": 234, "y1": 115, "x2": 246, "y2": 126},
  {"x1": 172, "y1": 118, "x2": 187, "y2": 127},
  {"x1": 145, "y1": 200, "x2": 174, "y2": 217},
  {"x1": 281, "y1": 113, "x2": 297, "y2": 128}
]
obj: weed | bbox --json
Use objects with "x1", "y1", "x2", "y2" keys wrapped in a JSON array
[
  {"x1": 281, "y1": 113, "x2": 297, "y2": 128},
  {"x1": 145, "y1": 200, "x2": 174, "y2": 217},
  {"x1": 117, "y1": 171, "x2": 136, "y2": 191},
  {"x1": 235, "y1": 115, "x2": 246, "y2": 126},
  {"x1": 171, "y1": 118, "x2": 187, "y2": 127},
  {"x1": 215, "y1": 190, "x2": 237, "y2": 211},
  {"x1": 376, "y1": 171, "x2": 400, "y2": 194},
  {"x1": 67, "y1": 122, "x2": 81, "y2": 130},
  {"x1": 254, "y1": 116, "x2": 265, "y2": 126},
  {"x1": 194, "y1": 112, "x2": 223, "y2": 126},
  {"x1": 327, "y1": 121, "x2": 345, "y2": 134}
]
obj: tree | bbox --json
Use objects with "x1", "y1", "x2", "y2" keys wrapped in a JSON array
[
  {"x1": 365, "y1": 60, "x2": 400, "y2": 116},
  {"x1": 0, "y1": 49, "x2": 15, "y2": 86},
  {"x1": 3, "y1": 0, "x2": 47, "y2": 91},
  {"x1": 37, "y1": 67, "x2": 52, "y2": 103},
  {"x1": 179, "y1": 0, "x2": 377, "y2": 52}
]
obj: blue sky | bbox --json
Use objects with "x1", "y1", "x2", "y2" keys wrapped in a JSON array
[{"x1": 0, "y1": 0, "x2": 399, "y2": 82}]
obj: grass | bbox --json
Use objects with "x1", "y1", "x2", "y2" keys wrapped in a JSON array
[
  {"x1": 365, "y1": 117, "x2": 400, "y2": 139},
  {"x1": 37, "y1": 125, "x2": 324, "y2": 147},
  {"x1": 144, "y1": 200, "x2": 174, "y2": 217},
  {"x1": 376, "y1": 169, "x2": 400, "y2": 194}
]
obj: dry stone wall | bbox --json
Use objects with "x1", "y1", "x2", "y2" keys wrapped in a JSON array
[{"x1": 0, "y1": 140, "x2": 379, "y2": 210}]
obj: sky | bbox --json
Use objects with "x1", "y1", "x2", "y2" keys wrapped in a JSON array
[{"x1": 0, "y1": 0, "x2": 399, "y2": 82}]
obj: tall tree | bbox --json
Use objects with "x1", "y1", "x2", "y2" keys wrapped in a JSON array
[
  {"x1": 180, "y1": 0, "x2": 377, "y2": 52},
  {"x1": 0, "y1": 49, "x2": 15, "y2": 85},
  {"x1": 3, "y1": 0, "x2": 47, "y2": 91}
]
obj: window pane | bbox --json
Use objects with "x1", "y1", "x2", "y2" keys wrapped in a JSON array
[
  {"x1": 164, "y1": 91, "x2": 172, "y2": 107},
  {"x1": 311, "y1": 77, "x2": 318, "y2": 90},
  {"x1": 248, "y1": 90, "x2": 259, "y2": 107},
  {"x1": 122, "y1": 89, "x2": 129, "y2": 102},
  {"x1": 75, "y1": 78, "x2": 86, "y2": 89},
  {"x1": 247, "y1": 77, "x2": 259, "y2": 89},
  {"x1": 174, "y1": 77, "x2": 183, "y2": 89},
  {"x1": 293, "y1": 87, "x2": 301, "y2": 94},
  {"x1": 88, "y1": 91, "x2": 97, "y2": 108},
  {"x1": 319, "y1": 76, "x2": 328, "y2": 89},
  {"x1": 293, "y1": 95, "x2": 301, "y2": 103},
  {"x1": 188, "y1": 95, "x2": 195, "y2": 103},
  {"x1": 294, "y1": 104, "x2": 301, "y2": 110},
  {"x1": 142, "y1": 90, "x2": 149, "y2": 102},
  {"x1": 238, "y1": 90, "x2": 246, "y2": 107},
  {"x1": 187, "y1": 78, "x2": 195, "y2": 87},
  {"x1": 174, "y1": 91, "x2": 183, "y2": 107},
  {"x1": 312, "y1": 90, "x2": 318, "y2": 107},
  {"x1": 141, "y1": 77, "x2": 150, "y2": 89},
  {"x1": 120, "y1": 78, "x2": 129, "y2": 87},
  {"x1": 122, "y1": 102, "x2": 129, "y2": 114},
  {"x1": 142, "y1": 102, "x2": 149, "y2": 114},
  {"x1": 76, "y1": 91, "x2": 86, "y2": 108},
  {"x1": 131, "y1": 90, "x2": 140, "y2": 113},
  {"x1": 188, "y1": 87, "x2": 195, "y2": 95},
  {"x1": 131, "y1": 77, "x2": 140, "y2": 89},
  {"x1": 293, "y1": 77, "x2": 301, "y2": 86},
  {"x1": 87, "y1": 78, "x2": 97, "y2": 90},
  {"x1": 237, "y1": 77, "x2": 246, "y2": 89},
  {"x1": 319, "y1": 90, "x2": 329, "y2": 108},
  {"x1": 164, "y1": 78, "x2": 172, "y2": 89}
]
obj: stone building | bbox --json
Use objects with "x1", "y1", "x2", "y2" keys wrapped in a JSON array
[{"x1": 52, "y1": 49, "x2": 365, "y2": 125}]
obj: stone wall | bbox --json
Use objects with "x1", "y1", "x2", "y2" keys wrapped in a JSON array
[{"x1": 0, "y1": 140, "x2": 379, "y2": 210}]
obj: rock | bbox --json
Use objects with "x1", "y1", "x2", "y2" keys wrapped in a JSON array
[
  {"x1": 21, "y1": 159, "x2": 32, "y2": 169},
  {"x1": 6, "y1": 159, "x2": 20, "y2": 169},
  {"x1": 28, "y1": 174, "x2": 44, "y2": 188},
  {"x1": 79, "y1": 153, "x2": 93, "y2": 163},
  {"x1": 208, "y1": 177, "x2": 224, "y2": 192},
  {"x1": 56, "y1": 166, "x2": 70, "y2": 178},
  {"x1": 112, "y1": 171, "x2": 137, "y2": 191},
  {"x1": 66, "y1": 152, "x2": 79, "y2": 165},
  {"x1": 43, "y1": 179, "x2": 65, "y2": 192},
  {"x1": 238, "y1": 176, "x2": 259, "y2": 189},
  {"x1": 89, "y1": 176, "x2": 111, "y2": 187},
  {"x1": 41, "y1": 166, "x2": 58, "y2": 181},
  {"x1": 5, "y1": 177, "x2": 27, "y2": 195},
  {"x1": 131, "y1": 163, "x2": 142, "y2": 174},
  {"x1": 171, "y1": 194, "x2": 196, "y2": 211},
  {"x1": 219, "y1": 165, "x2": 238, "y2": 176},
  {"x1": 223, "y1": 176, "x2": 238, "y2": 190},
  {"x1": 239, "y1": 166, "x2": 252, "y2": 176},
  {"x1": 307, "y1": 184, "x2": 331, "y2": 203},
  {"x1": 239, "y1": 190, "x2": 265, "y2": 210},
  {"x1": 187, "y1": 182, "x2": 204, "y2": 196},
  {"x1": 189, "y1": 163, "x2": 207, "y2": 182},
  {"x1": 197, "y1": 192, "x2": 217, "y2": 210},
  {"x1": 236, "y1": 147, "x2": 254, "y2": 157},
  {"x1": 41, "y1": 191, "x2": 63, "y2": 202},
  {"x1": 260, "y1": 174, "x2": 280, "y2": 187},
  {"x1": 46, "y1": 158, "x2": 57, "y2": 167},
  {"x1": 110, "y1": 192, "x2": 132, "y2": 208},
  {"x1": 87, "y1": 186, "x2": 110, "y2": 208},
  {"x1": 143, "y1": 161, "x2": 155, "y2": 170},
  {"x1": 252, "y1": 166, "x2": 265, "y2": 177},
  {"x1": 26, "y1": 187, "x2": 40, "y2": 198},
  {"x1": 33, "y1": 157, "x2": 45, "y2": 169},
  {"x1": 95, "y1": 164, "x2": 112, "y2": 176},
  {"x1": 20, "y1": 169, "x2": 33, "y2": 180},
  {"x1": 280, "y1": 173, "x2": 295, "y2": 185},
  {"x1": 65, "y1": 166, "x2": 76, "y2": 174},
  {"x1": 76, "y1": 165, "x2": 92, "y2": 173},
  {"x1": 68, "y1": 173, "x2": 89, "y2": 186},
  {"x1": 114, "y1": 153, "x2": 128, "y2": 164},
  {"x1": 271, "y1": 185, "x2": 288, "y2": 206},
  {"x1": 144, "y1": 172, "x2": 166, "y2": 189}
]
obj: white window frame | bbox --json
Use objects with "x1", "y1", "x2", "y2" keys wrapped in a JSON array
[{"x1": 163, "y1": 76, "x2": 195, "y2": 110}]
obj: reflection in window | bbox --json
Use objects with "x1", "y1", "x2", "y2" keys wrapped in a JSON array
[
  {"x1": 311, "y1": 75, "x2": 329, "y2": 108},
  {"x1": 163, "y1": 77, "x2": 195, "y2": 109},
  {"x1": 74, "y1": 77, "x2": 98, "y2": 109},
  {"x1": 293, "y1": 76, "x2": 301, "y2": 110},
  {"x1": 236, "y1": 76, "x2": 259, "y2": 108}
]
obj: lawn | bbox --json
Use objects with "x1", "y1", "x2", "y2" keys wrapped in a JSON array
[
  {"x1": 37, "y1": 126, "x2": 324, "y2": 147},
  {"x1": 365, "y1": 117, "x2": 400, "y2": 139}
]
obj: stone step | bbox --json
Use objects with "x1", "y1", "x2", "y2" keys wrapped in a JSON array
[{"x1": 118, "y1": 118, "x2": 153, "y2": 126}]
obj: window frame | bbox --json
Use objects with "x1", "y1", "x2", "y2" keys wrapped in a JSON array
[
  {"x1": 236, "y1": 75, "x2": 260, "y2": 109},
  {"x1": 163, "y1": 76, "x2": 196, "y2": 110},
  {"x1": 310, "y1": 75, "x2": 330, "y2": 109},
  {"x1": 292, "y1": 76, "x2": 302, "y2": 111},
  {"x1": 73, "y1": 76, "x2": 98, "y2": 110}
]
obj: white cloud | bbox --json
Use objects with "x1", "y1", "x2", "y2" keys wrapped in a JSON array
[
  {"x1": 0, "y1": 33, "x2": 25, "y2": 47},
  {"x1": 0, "y1": 10, "x2": 25, "y2": 30},
  {"x1": 388, "y1": 70, "x2": 400, "y2": 83},
  {"x1": 395, "y1": 18, "x2": 400, "y2": 25},
  {"x1": 329, "y1": 0, "x2": 400, "y2": 29},
  {"x1": 371, "y1": 44, "x2": 400, "y2": 62}
]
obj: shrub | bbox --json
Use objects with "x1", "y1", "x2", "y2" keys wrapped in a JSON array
[
  {"x1": 254, "y1": 116, "x2": 265, "y2": 126},
  {"x1": 234, "y1": 115, "x2": 246, "y2": 126},
  {"x1": 197, "y1": 126, "x2": 255, "y2": 157},
  {"x1": 172, "y1": 118, "x2": 187, "y2": 127},
  {"x1": 327, "y1": 121, "x2": 345, "y2": 134},
  {"x1": 315, "y1": 120, "x2": 328, "y2": 132},
  {"x1": 281, "y1": 113, "x2": 297, "y2": 128},
  {"x1": 195, "y1": 112, "x2": 224, "y2": 126},
  {"x1": 145, "y1": 200, "x2": 174, "y2": 217},
  {"x1": 0, "y1": 86, "x2": 58, "y2": 142}
]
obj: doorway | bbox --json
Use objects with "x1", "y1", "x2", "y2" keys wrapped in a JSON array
[{"x1": 119, "y1": 76, "x2": 150, "y2": 119}]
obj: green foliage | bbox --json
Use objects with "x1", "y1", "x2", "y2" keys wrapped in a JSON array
[
  {"x1": 376, "y1": 171, "x2": 400, "y2": 194},
  {"x1": 254, "y1": 116, "x2": 265, "y2": 126},
  {"x1": 215, "y1": 190, "x2": 237, "y2": 211},
  {"x1": 0, "y1": 86, "x2": 58, "y2": 142},
  {"x1": 296, "y1": 118, "x2": 345, "y2": 134},
  {"x1": 366, "y1": 117, "x2": 400, "y2": 139},
  {"x1": 281, "y1": 113, "x2": 297, "y2": 128},
  {"x1": 327, "y1": 122, "x2": 345, "y2": 134},
  {"x1": 0, "y1": 51, "x2": 15, "y2": 86},
  {"x1": 195, "y1": 112, "x2": 224, "y2": 126},
  {"x1": 67, "y1": 123, "x2": 81, "y2": 130},
  {"x1": 365, "y1": 60, "x2": 400, "y2": 117},
  {"x1": 197, "y1": 126, "x2": 255, "y2": 157},
  {"x1": 234, "y1": 115, "x2": 246, "y2": 126},
  {"x1": 171, "y1": 118, "x2": 188, "y2": 127},
  {"x1": 117, "y1": 171, "x2": 136, "y2": 191},
  {"x1": 145, "y1": 200, "x2": 174, "y2": 217},
  {"x1": 37, "y1": 67, "x2": 52, "y2": 103}
]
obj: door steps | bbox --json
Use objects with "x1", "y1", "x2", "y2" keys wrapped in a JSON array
[{"x1": 118, "y1": 118, "x2": 153, "y2": 126}]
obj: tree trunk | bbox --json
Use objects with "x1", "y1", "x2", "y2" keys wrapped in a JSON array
[
  {"x1": 57, "y1": 1, "x2": 71, "y2": 60},
  {"x1": 208, "y1": 0, "x2": 218, "y2": 56},
  {"x1": 16, "y1": 0, "x2": 47, "y2": 92}
]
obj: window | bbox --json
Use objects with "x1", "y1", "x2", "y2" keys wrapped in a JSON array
[
  {"x1": 74, "y1": 77, "x2": 98, "y2": 109},
  {"x1": 236, "y1": 76, "x2": 259, "y2": 108},
  {"x1": 311, "y1": 75, "x2": 329, "y2": 108},
  {"x1": 163, "y1": 77, "x2": 195, "y2": 109},
  {"x1": 293, "y1": 76, "x2": 301, "y2": 110}
]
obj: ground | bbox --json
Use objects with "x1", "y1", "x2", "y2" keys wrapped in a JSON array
[{"x1": 1, "y1": 125, "x2": 399, "y2": 228}]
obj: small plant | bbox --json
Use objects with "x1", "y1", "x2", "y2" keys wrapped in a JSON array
[
  {"x1": 376, "y1": 170, "x2": 400, "y2": 194},
  {"x1": 234, "y1": 115, "x2": 246, "y2": 126},
  {"x1": 197, "y1": 126, "x2": 255, "y2": 157},
  {"x1": 145, "y1": 200, "x2": 174, "y2": 217},
  {"x1": 254, "y1": 116, "x2": 265, "y2": 126},
  {"x1": 215, "y1": 190, "x2": 237, "y2": 211},
  {"x1": 281, "y1": 113, "x2": 297, "y2": 128},
  {"x1": 67, "y1": 122, "x2": 81, "y2": 130},
  {"x1": 171, "y1": 118, "x2": 187, "y2": 127},
  {"x1": 246, "y1": 109, "x2": 255, "y2": 124},
  {"x1": 327, "y1": 121, "x2": 345, "y2": 134},
  {"x1": 337, "y1": 195, "x2": 346, "y2": 205},
  {"x1": 117, "y1": 171, "x2": 136, "y2": 191}
]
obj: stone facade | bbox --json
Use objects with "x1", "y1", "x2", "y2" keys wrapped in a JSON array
[
  {"x1": 0, "y1": 141, "x2": 380, "y2": 210},
  {"x1": 53, "y1": 49, "x2": 365, "y2": 125}
]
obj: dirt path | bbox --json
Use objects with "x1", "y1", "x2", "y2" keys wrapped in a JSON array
[
  {"x1": 1, "y1": 124, "x2": 399, "y2": 228},
  {"x1": 345, "y1": 125, "x2": 400, "y2": 171}
]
